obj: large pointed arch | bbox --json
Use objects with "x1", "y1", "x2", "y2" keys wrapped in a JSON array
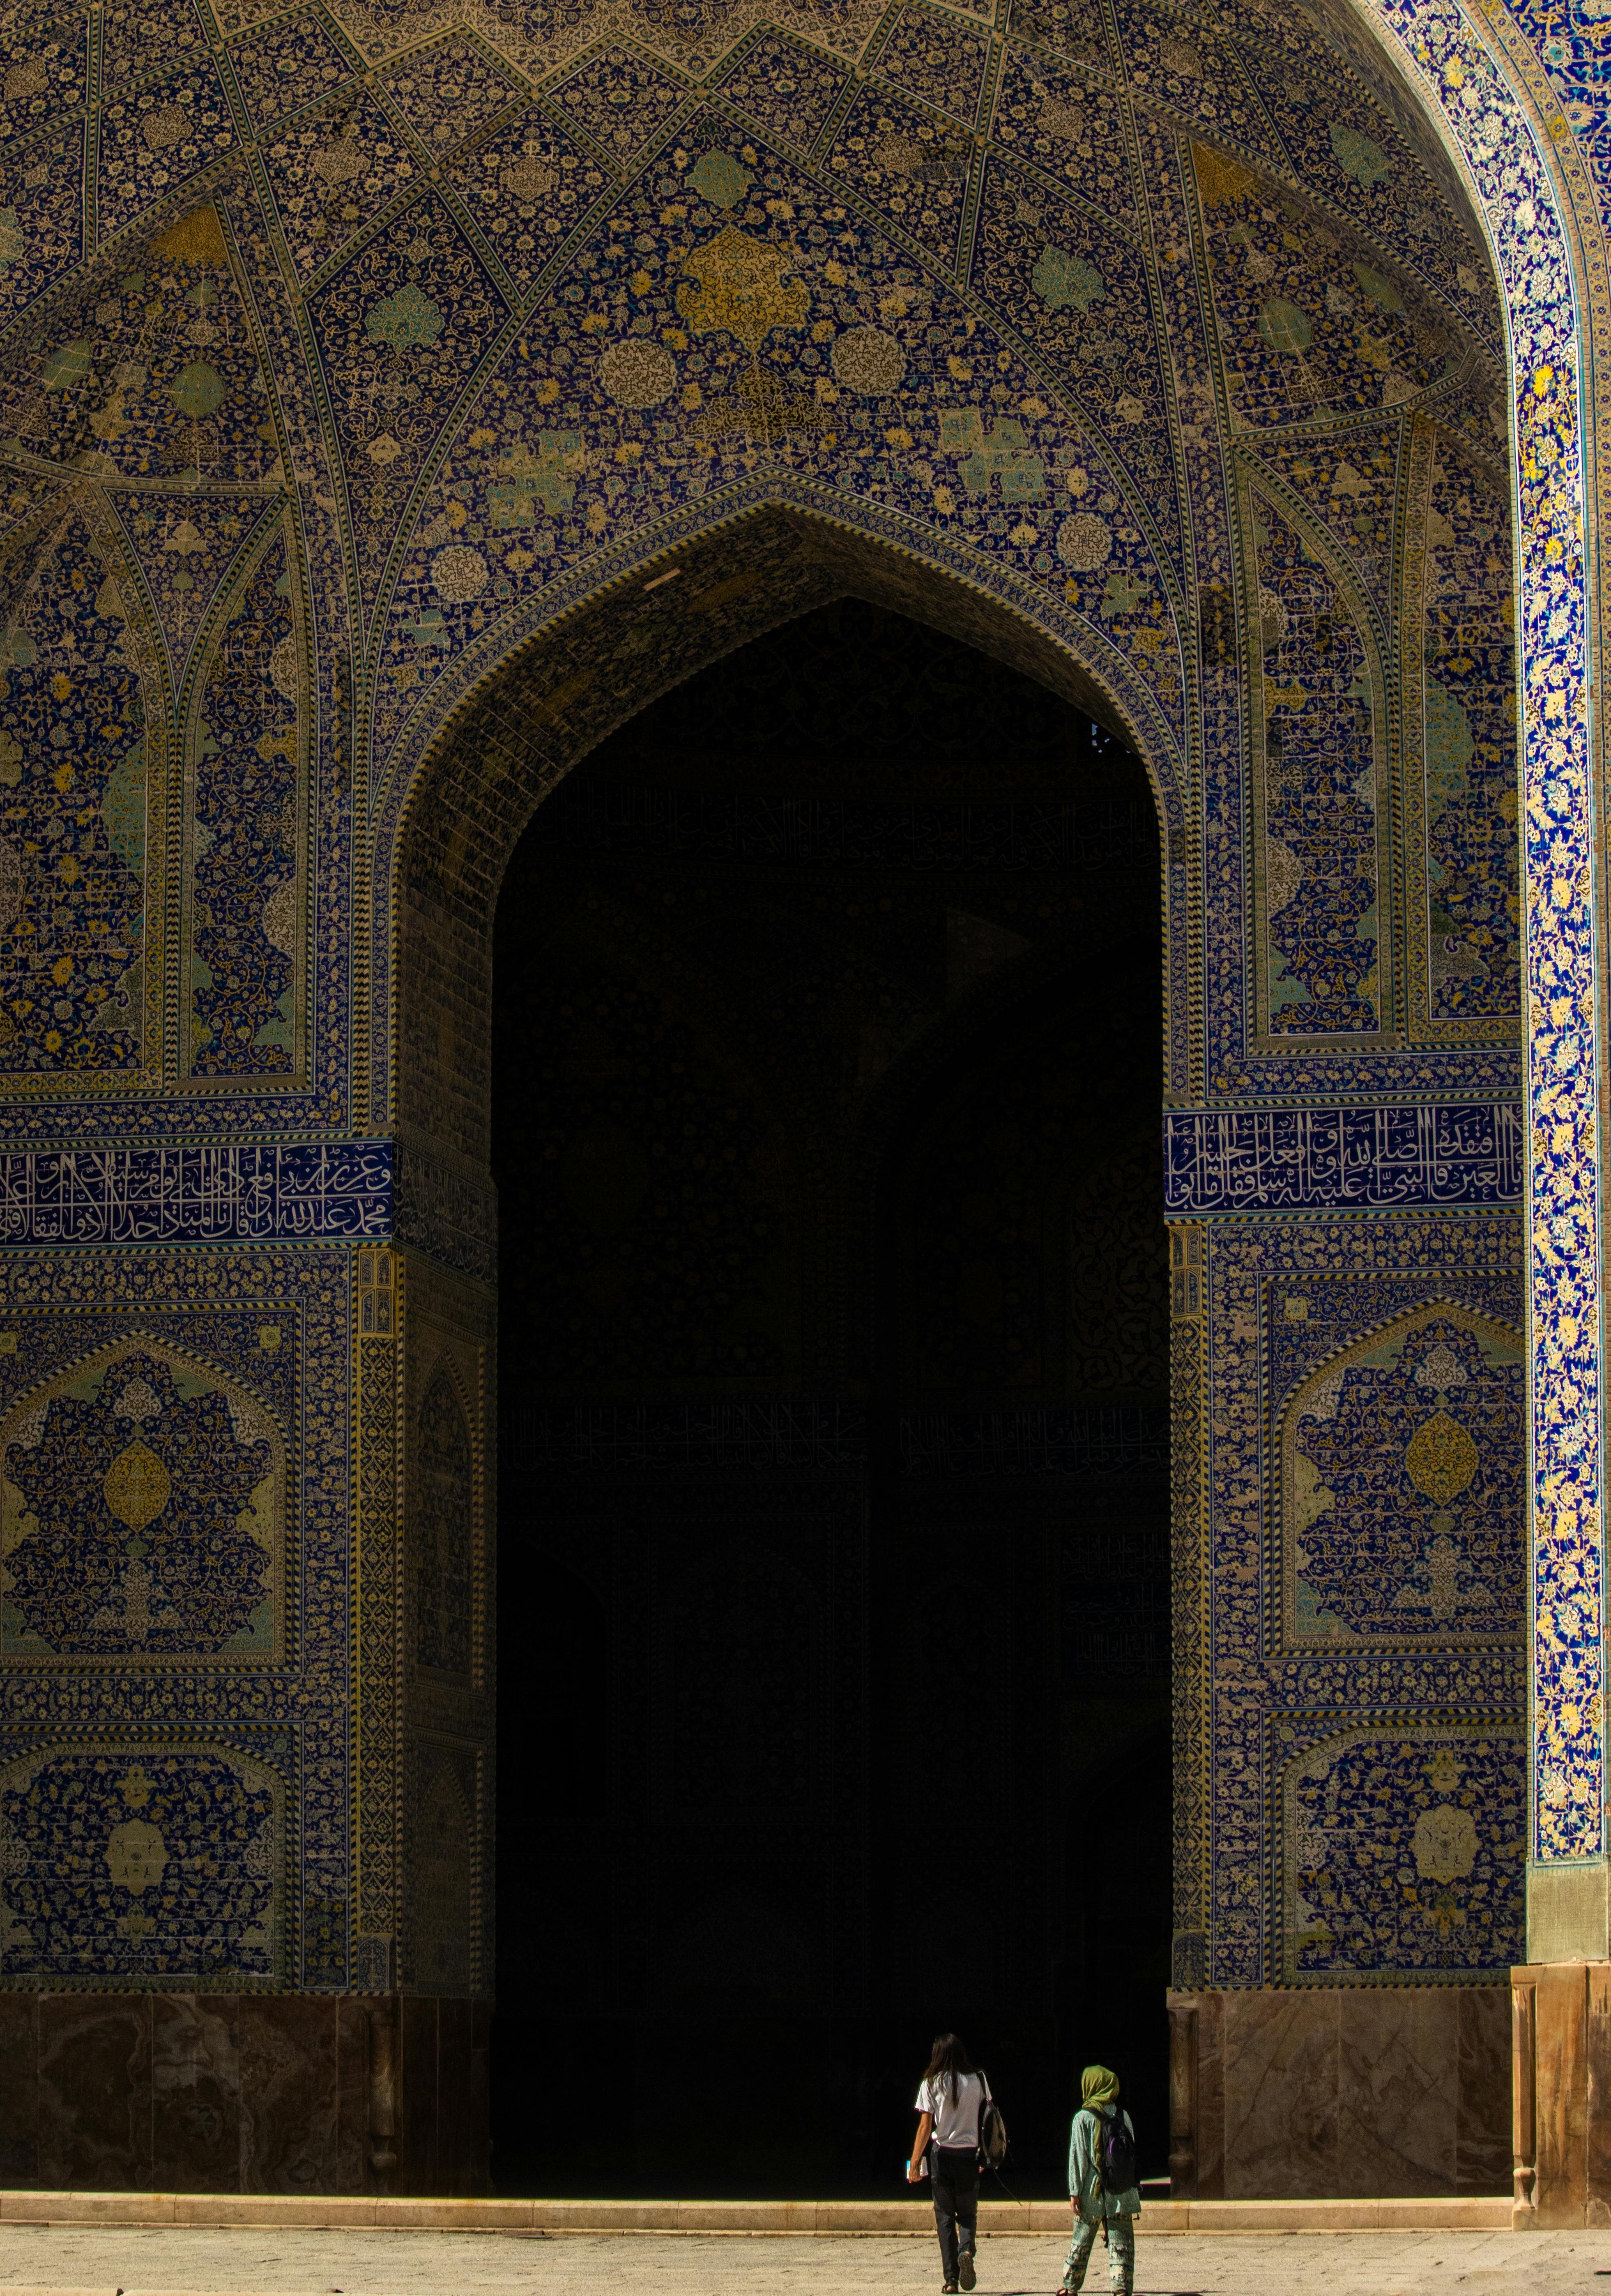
[{"x1": 379, "y1": 492, "x2": 1192, "y2": 1172}]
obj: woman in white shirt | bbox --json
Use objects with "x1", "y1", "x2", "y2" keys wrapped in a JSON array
[{"x1": 907, "y1": 2032, "x2": 992, "y2": 2294}]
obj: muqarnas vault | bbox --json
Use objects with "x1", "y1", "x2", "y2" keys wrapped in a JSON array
[{"x1": 0, "y1": 0, "x2": 1603, "y2": 2210}]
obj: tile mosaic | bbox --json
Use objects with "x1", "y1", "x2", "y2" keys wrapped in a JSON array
[{"x1": 0, "y1": 0, "x2": 1599, "y2": 2023}]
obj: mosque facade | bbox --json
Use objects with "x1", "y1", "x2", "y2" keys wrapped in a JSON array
[{"x1": 0, "y1": 0, "x2": 1604, "y2": 2218}]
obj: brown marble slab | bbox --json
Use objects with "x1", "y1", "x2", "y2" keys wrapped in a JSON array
[
  {"x1": 1455, "y1": 1987, "x2": 1510, "y2": 2197},
  {"x1": 151, "y1": 1995, "x2": 242, "y2": 2191},
  {"x1": 400, "y1": 1996, "x2": 440, "y2": 2197},
  {"x1": 0, "y1": 1993, "x2": 484, "y2": 2195},
  {"x1": 1335, "y1": 1989, "x2": 1459, "y2": 2196},
  {"x1": 334, "y1": 1996, "x2": 374, "y2": 2195},
  {"x1": 1174, "y1": 1987, "x2": 1509, "y2": 2201},
  {"x1": 1196, "y1": 1990, "x2": 1226, "y2": 2200},
  {"x1": 437, "y1": 2001, "x2": 473, "y2": 2198},
  {"x1": 38, "y1": 1997, "x2": 154, "y2": 2191},
  {"x1": 239, "y1": 1996, "x2": 345, "y2": 2192},
  {"x1": 1222, "y1": 1992, "x2": 1339, "y2": 2197},
  {"x1": 0, "y1": 1993, "x2": 38, "y2": 2186}
]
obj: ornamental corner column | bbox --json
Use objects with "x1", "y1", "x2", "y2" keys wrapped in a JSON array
[{"x1": 1511, "y1": 193, "x2": 1609, "y2": 2254}]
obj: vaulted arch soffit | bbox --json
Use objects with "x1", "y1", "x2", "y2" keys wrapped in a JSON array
[{"x1": 2, "y1": 0, "x2": 1591, "y2": 1036}]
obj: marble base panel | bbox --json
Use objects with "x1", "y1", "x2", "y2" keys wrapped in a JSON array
[
  {"x1": 1166, "y1": 1987, "x2": 1510, "y2": 2199},
  {"x1": 0, "y1": 1993, "x2": 489, "y2": 2195}
]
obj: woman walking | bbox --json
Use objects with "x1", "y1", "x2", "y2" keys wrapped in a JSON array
[
  {"x1": 1059, "y1": 2064, "x2": 1139, "y2": 2296},
  {"x1": 907, "y1": 2032, "x2": 993, "y2": 2294}
]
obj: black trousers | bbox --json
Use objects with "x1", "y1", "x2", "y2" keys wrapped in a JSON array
[{"x1": 931, "y1": 2144, "x2": 980, "y2": 2283}]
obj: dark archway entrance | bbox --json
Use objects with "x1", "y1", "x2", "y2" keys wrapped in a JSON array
[{"x1": 488, "y1": 598, "x2": 1167, "y2": 2197}]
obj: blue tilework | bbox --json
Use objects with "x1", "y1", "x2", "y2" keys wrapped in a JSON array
[
  {"x1": 0, "y1": 0, "x2": 1601, "y2": 1994},
  {"x1": 1280, "y1": 1721, "x2": 1524, "y2": 1982},
  {"x1": 0, "y1": 1141, "x2": 391, "y2": 1245},
  {"x1": 0, "y1": 521, "x2": 146, "y2": 1073},
  {"x1": 0, "y1": 1741, "x2": 283, "y2": 1987},
  {"x1": 1194, "y1": 1222, "x2": 1524, "y2": 1987},
  {"x1": 1277, "y1": 1305, "x2": 1524, "y2": 1649},
  {"x1": 1163, "y1": 1103, "x2": 1521, "y2": 1214},
  {"x1": 2, "y1": 1342, "x2": 280, "y2": 1661},
  {"x1": 1252, "y1": 489, "x2": 1385, "y2": 1036},
  {"x1": 189, "y1": 528, "x2": 301, "y2": 1077},
  {"x1": 1367, "y1": 0, "x2": 1602, "y2": 1867},
  {"x1": 0, "y1": 1260, "x2": 357, "y2": 1991}
]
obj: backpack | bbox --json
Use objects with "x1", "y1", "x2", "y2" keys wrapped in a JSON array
[
  {"x1": 1098, "y1": 2109, "x2": 1137, "y2": 2194},
  {"x1": 978, "y1": 2075, "x2": 1008, "y2": 2169}
]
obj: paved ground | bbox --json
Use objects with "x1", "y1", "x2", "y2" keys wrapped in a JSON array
[{"x1": 2, "y1": 2226, "x2": 1611, "y2": 2296}]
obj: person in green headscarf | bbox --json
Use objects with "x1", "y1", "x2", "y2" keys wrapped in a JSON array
[{"x1": 1059, "y1": 2064, "x2": 1139, "y2": 2296}]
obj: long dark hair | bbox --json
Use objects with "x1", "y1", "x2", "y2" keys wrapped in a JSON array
[{"x1": 923, "y1": 2031, "x2": 976, "y2": 2105}]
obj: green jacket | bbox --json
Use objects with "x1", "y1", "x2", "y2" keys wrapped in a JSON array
[{"x1": 1068, "y1": 2106, "x2": 1140, "y2": 2219}]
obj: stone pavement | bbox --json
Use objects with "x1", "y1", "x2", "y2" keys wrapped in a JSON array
[{"x1": 3, "y1": 2226, "x2": 1611, "y2": 2295}]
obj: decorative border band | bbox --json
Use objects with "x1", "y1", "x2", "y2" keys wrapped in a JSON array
[
  {"x1": 1163, "y1": 1103, "x2": 1523, "y2": 1215},
  {"x1": 0, "y1": 1142, "x2": 394, "y2": 1247},
  {"x1": 0, "y1": 1110, "x2": 1522, "y2": 1245}
]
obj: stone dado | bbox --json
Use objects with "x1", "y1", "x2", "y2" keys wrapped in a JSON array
[{"x1": 1166, "y1": 1987, "x2": 1510, "y2": 2200}]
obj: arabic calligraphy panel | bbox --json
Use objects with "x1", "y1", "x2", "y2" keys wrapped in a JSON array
[
  {"x1": 0, "y1": 1141, "x2": 392, "y2": 1245},
  {"x1": 1162, "y1": 1103, "x2": 1522, "y2": 1216}
]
